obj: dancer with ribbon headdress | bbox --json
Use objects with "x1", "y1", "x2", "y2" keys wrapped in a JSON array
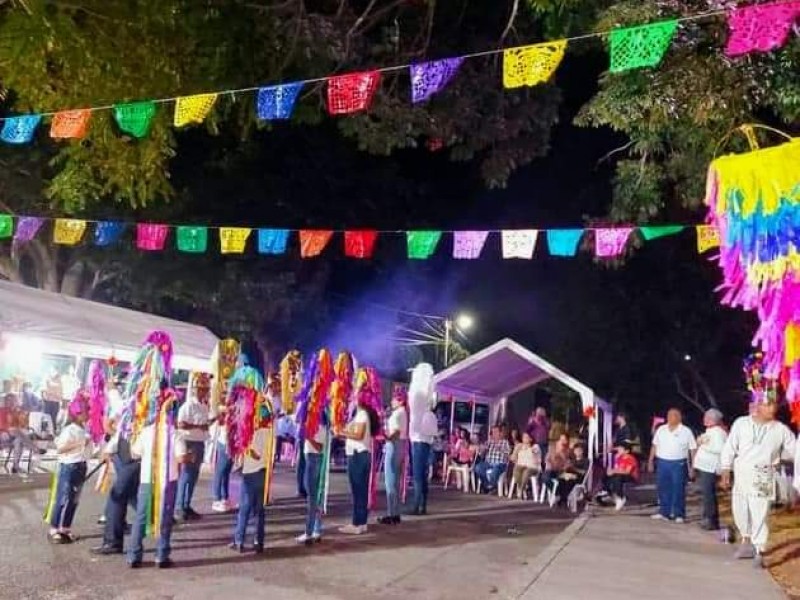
[
  {"x1": 209, "y1": 340, "x2": 241, "y2": 513},
  {"x1": 175, "y1": 371, "x2": 212, "y2": 521},
  {"x1": 122, "y1": 331, "x2": 187, "y2": 569},
  {"x1": 721, "y1": 354, "x2": 796, "y2": 569},
  {"x1": 44, "y1": 389, "x2": 92, "y2": 544},
  {"x1": 226, "y1": 365, "x2": 275, "y2": 553}
]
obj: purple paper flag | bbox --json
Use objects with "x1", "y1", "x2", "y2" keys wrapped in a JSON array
[
  {"x1": 453, "y1": 231, "x2": 489, "y2": 259},
  {"x1": 410, "y1": 58, "x2": 464, "y2": 103},
  {"x1": 13, "y1": 216, "x2": 44, "y2": 244},
  {"x1": 595, "y1": 227, "x2": 633, "y2": 258}
]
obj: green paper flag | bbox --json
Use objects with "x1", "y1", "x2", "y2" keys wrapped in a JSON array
[
  {"x1": 114, "y1": 101, "x2": 157, "y2": 138},
  {"x1": 640, "y1": 225, "x2": 684, "y2": 241},
  {"x1": 609, "y1": 20, "x2": 678, "y2": 73},
  {"x1": 0, "y1": 214, "x2": 12, "y2": 239},
  {"x1": 176, "y1": 226, "x2": 208, "y2": 253},
  {"x1": 407, "y1": 230, "x2": 442, "y2": 259}
]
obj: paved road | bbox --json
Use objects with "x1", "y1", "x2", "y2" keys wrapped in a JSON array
[{"x1": 0, "y1": 465, "x2": 574, "y2": 600}]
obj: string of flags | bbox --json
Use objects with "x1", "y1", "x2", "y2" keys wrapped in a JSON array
[
  {"x1": 0, "y1": 214, "x2": 723, "y2": 260},
  {"x1": 0, "y1": 1, "x2": 797, "y2": 144}
]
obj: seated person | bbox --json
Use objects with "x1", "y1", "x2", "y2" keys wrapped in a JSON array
[
  {"x1": 601, "y1": 442, "x2": 639, "y2": 510},
  {"x1": 557, "y1": 443, "x2": 590, "y2": 503},
  {"x1": 474, "y1": 426, "x2": 511, "y2": 492},
  {"x1": 451, "y1": 429, "x2": 475, "y2": 465},
  {"x1": 1, "y1": 393, "x2": 38, "y2": 474},
  {"x1": 510, "y1": 432, "x2": 542, "y2": 498},
  {"x1": 543, "y1": 434, "x2": 571, "y2": 487}
]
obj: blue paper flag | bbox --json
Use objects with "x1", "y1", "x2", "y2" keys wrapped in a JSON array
[
  {"x1": 257, "y1": 229, "x2": 290, "y2": 254},
  {"x1": 0, "y1": 115, "x2": 42, "y2": 144},
  {"x1": 94, "y1": 221, "x2": 125, "y2": 246},
  {"x1": 256, "y1": 83, "x2": 303, "y2": 120},
  {"x1": 546, "y1": 229, "x2": 583, "y2": 257}
]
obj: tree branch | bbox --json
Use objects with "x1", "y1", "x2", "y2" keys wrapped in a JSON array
[
  {"x1": 673, "y1": 374, "x2": 706, "y2": 415},
  {"x1": 597, "y1": 141, "x2": 634, "y2": 166},
  {"x1": 500, "y1": 0, "x2": 519, "y2": 43}
]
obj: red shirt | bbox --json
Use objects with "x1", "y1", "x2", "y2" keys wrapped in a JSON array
[
  {"x1": 616, "y1": 453, "x2": 639, "y2": 482},
  {"x1": 0, "y1": 407, "x2": 9, "y2": 431}
]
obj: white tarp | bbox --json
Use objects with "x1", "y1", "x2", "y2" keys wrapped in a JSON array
[{"x1": 0, "y1": 279, "x2": 218, "y2": 372}]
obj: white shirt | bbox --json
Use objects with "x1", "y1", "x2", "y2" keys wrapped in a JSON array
[
  {"x1": 177, "y1": 399, "x2": 209, "y2": 443},
  {"x1": 652, "y1": 423, "x2": 697, "y2": 461},
  {"x1": 693, "y1": 426, "x2": 728, "y2": 474},
  {"x1": 304, "y1": 425, "x2": 328, "y2": 455},
  {"x1": 131, "y1": 424, "x2": 182, "y2": 483},
  {"x1": 106, "y1": 388, "x2": 125, "y2": 419},
  {"x1": 55, "y1": 423, "x2": 91, "y2": 464},
  {"x1": 345, "y1": 409, "x2": 372, "y2": 455},
  {"x1": 208, "y1": 405, "x2": 228, "y2": 446},
  {"x1": 386, "y1": 407, "x2": 408, "y2": 441},
  {"x1": 516, "y1": 445, "x2": 541, "y2": 469},
  {"x1": 242, "y1": 428, "x2": 269, "y2": 474},
  {"x1": 410, "y1": 410, "x2": 438, "y2": 444}
]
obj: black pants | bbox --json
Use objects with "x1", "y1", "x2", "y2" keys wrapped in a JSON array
[
  {"x1": 696, "y1": 469, "x2": 719, "y2": 528},
  {"x1": 296, "y1": 450, "x2": 307, "y2": 497},
  {"x1": 606, "y1": 474, "x2": 633, "y2": 499}
]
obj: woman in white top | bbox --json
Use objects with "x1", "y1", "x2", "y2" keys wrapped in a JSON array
[
  {"x1": 297, "y1": 411, "x2": 329, "y2": 545},
  {"x1": 379, "y1": 392, "x2": 408, "y2": 525},
  {"x1": 692, "y1": 408, "x2": 727, "y2": 530},
  {"x1": 510, "y1": 432, "x2": 542, "y2": 498},
  {"x1": 336, "y1": 395, "x2": 374, "y2": 535}
]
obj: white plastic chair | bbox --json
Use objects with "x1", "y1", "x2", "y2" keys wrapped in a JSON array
[
  {"x1": 444, "y1": 455, "x2": 474, "y2": 493},
  {"x1": 507, "y1": 472, "x2": 540, "y2": 501},
  {"x1": 539, "y1": 478, "x2": 560, "y2": 507}
]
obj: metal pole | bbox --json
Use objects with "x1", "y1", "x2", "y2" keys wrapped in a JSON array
[
  {"x1": 444, "y1": 319, "x2": 451, "y2": 368},
  {"x1": 470, "y1": 399, "x2": 476, "y2": 435},
  {"x1": 449, "y1": 396, "x2": 455, "y2": 437}
]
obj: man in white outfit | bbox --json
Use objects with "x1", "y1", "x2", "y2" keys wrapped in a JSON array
[{"x1": 721, "y1": 398, "x2": 795, "y2": 568}]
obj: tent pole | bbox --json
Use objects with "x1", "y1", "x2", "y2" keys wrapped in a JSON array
[
  {"x1": 470, "y1": 399, "x2": 476, "y2": 435},
  {"x1": 449, "y1": 397, "x2": 455, "y2": 438}
]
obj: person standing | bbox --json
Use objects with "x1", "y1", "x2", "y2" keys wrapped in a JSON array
[
  {"x1": 526, "y1": 407, "x2": 550, "y2": 462},
  {"x1": 379, "y1": 392, "x2": 408, "y2": 525},
  {"x1": 648, "y1": 408, "x2": 697, "y2": 523},
  {"x1": 175, "y1": 374, "x2": 211, "y2": 521},
  {"x1": 296, "y1": 411, "x2": 328, "y2": 545},
  {"x1": 407, "y1": 363, "x2": 437, "y2": 516},
  {"x1": 230, "y1": 424, "x2": 268, "y2": 553},
  {"x1": 336, "y1": 394, "x2": 374, "y2": 534},
  {"x1": 209, "y1": 402, "x2": 234, "y2": 513},
  {"x1": 722, "y1": 399, "x2": 795, "y2": 568},
  {"x1": 693, "y1": 408, "x2": 727, "y2": 531},
  {"x1": 613, "y1": 411, "x2": 635, "y2": 448}
]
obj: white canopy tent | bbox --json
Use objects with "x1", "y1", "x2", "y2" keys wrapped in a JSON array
[
  {"x1": 0, "y1": 280, "x2": 219, "y2": 372},
  {"x1": 433, "y1": 338, "x2": 612, "y2": 461}
]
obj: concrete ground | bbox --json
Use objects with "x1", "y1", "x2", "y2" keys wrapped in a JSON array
[{"x1": 0, "y1": 465, "x2": 573, "y2": 600}]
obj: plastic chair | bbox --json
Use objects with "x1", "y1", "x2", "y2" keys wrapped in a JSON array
[
  {"x1": 444, "y1": 455, "x2": 474, "y2": 493},
  {"x1": 539, "y1": 478, "x2": 560, "y2": 507},
  {"x1": 507, "y1": 473, "x2": 540, "y2": 501}
]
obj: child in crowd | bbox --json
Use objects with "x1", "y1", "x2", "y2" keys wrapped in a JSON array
[
  {"x1": 510, "y1": 432, "x2": 542, "y2": 498},
  {"x1": 604, "y1": 442, "x2": 639, "y2": 511},
  {"x1": 46, "y1": 393, "x2": 92, "y2": 544}
]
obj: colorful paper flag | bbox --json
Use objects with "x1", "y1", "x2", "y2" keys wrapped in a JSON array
[
  {"x1": 640, "y1": 225, "x2": 684, "y2": 240},
  {"x1": 503, "y1": 41, "x2": 567, "y2": 89},
  {"x1": 174, "y1": 94, "x2": 218, "y2": 128},
  {"x1": 299, "y1": 230, "x2": 333, "y2": 258},
  {"x1": 176, "y1": 226, "x2": 208, "y2": 253},
  {"x1": 410, "y1": 58, "x2": 463, "y2": 103},
  {"x1": 725, "y1": 0, "x2": 800, "y2": 57},
  {"x1": 609, "y1": 20, "x2": 678, "y2": 73},
  {"x1": 595, "y1": 227, "x2": 633, "y2": 258},
  {"x1": 0, "y1": 214, "x2": 12, "y2": 239},
  {"x1": 696, "y1": 224, "x2": 720, "y2": 253},
  {"x1": 13, "y1": 216, "x2": 44, "y2": 244},
  {"x1": 257, "y1": 229, "x2": 290, "y2": 255},
  {"x1": 453, "y1": 231, "x2": 489, "y2": 259},
  {"x1": 136, "y1": 223, "x2": 169, "y2": 251},
  {"x1": 50, "y1": 109, "x2": 92, "y2": 139},
  {"x1": 327, "y1": 71, "x2": 381, "y2": 115},
  {"x1": 256, "y1": 83, "x2": 303, "y2": 120},
  {"x1": 546, "y1": 229, "x2": 583, "y2": 257},
  {"x1": 114, "y1": 101, "x2": 157, "y2": 138},
  {"x1": 0, "y1": 115, "x2": 41, "y2": 144},
  {"x1": 94, "y1": 221, "x2": 125, "y2": 246},
  {"x1": 501, "y1": 230, "x2": 538, "y2": 259},
  {"x1": 407, "y1": 231, "x2": 442, "y2": 260},
  {"x1": 53, "y1": 219, "x2": 87, "y2": 245},
  {"x1": 220, "y1": 227, "x2": 251, "y2": 254},
  {"x1": 344, "y1": 230, "x2": 378, "y2": 259}
]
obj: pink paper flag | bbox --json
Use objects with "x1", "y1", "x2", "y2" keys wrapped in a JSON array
[
  {"x1": 452, "y1": 231, "x2": 489, "y2": 259},
  {"x1": 595, "y1": 227, "x2": 632, "y2": 258},
  {"x1": 501, "y1": 230, "x2": 538, "y2": 259},
  {"x1": 136, "y1": 223, "x2": 169, "y2": 251},
  {"x1": 725, "y1": 0, "x2": 800, "y2": 57}
]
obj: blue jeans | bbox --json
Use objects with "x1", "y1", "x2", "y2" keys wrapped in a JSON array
[
  {"x1": 475, "y1": 461, "x2": 507, "y2": 490},
  {"x1": 212, "y1": 442, "x2": 232, "y2": 501},
  {"x1": 303, "y1": 452, "x2": 323, "y2": 536},
  {"x1": 234, "y1": 469, "x2": 266, "y2": 547},
  {"x1": 176, "y1": 441, "x2": 204, "y2": 512},
  {"x1": 656, "y1": 458, "x2": 688, "y2": 519},
  {"x1": 50, "y1": 462, "x2": 87, "y2": 529},
  {"x1": 411, "y1": 442, "x2": 431, "y2": 513},
  {"x1": 103, "y1": 457, "x2": 140, "y2": 549},
  {"x1": 347, "y1": 451, "x2": 371, "y2": 526},
  {"x1": 128, "y1": 481, "x2": 177, "y2": 564},
  {"x1": 384, "y1": 440, "x2": 406, "y2": 517},
  {"x1": 297, "y1": 449, "x2": 307, "y2": 497}
]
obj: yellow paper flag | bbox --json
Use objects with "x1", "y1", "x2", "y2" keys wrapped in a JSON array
[
  {"x1": 696, "y1": 225, "x2": 720, "y2": 254},
  {"x1": 503, "y1": 41, "x2": 567, "y2": 89},
  {"x1": 53, "y1": 219, "x2": 87, "y2": 245},
  {"x1": 174, "y1": 93, "x2": 218, "y2": 128},
  {"x1": 219, "y1": 227, "x2": 252, "y2": 254}
]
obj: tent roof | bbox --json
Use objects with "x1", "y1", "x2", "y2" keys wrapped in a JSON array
[
  {"x1": 0, "y1": 280, "x2": 219, "y2": 371},
  {"x1": 433, "y1": 338, "x2": 594, "y2": 407}
]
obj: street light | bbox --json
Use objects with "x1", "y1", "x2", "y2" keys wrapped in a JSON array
[{"x1": 444, "y1": 312, "x2": 474, "y2": 368}]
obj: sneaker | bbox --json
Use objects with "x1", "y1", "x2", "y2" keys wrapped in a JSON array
[
  {"x1": 311, "y1": 531, "x2": 322, "y2": 542},
  {"x1": 377, "y1": 516, "x2": 395, "y2": 525},
  {"x1": 674, "y1": 517, "x2": 685, "y2": 524},
  {"x1": 358, "y1": 525, "x2": 369, "y2": 534},
  {"x1": 338, "y1": 524, "x2": 363, "y2": 535},
  {"x1": 734, "y1": 543, "x2": 756, "y2": 560},
  {"x1": 296, "y1": 533, "x2": 312, "y2": 545},
  {"x1": 156, "y1": 558, "x2": 174, "y2": 569},
  {"x1": 90, "y1": 545, "x2": 123, "y2": 556},
  {"x1": 650, "y1": 514, "x2": 667, "y2": 521},
  {"x1": 211, "y1": 501, "x2": 227, "y2": 513},
  {"x1": 614, "y1": 496, "x2": 627, "y2": 511}
]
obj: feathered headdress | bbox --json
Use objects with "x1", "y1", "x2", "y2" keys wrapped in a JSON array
[
  {"x1": 211, "y1": 338, "x2": 240, "y2": 411},
  {"x1": 85, "y1": 359, "x2": 108, "y2": 444},
  {"x1": 226, "y1": 366, "x2": 272, "y2": 458},
  {"x1": 122, "y1": 330, "x2": 173, "y2": 439},
  {"x1": 330, "y1": 352, "x2": 355, "y2": 431},
  {"x1": 355, "y1": 366, "x2": 383, "y2": 422},
  {"x1": 188, "y1": 371, "x2": 213, "y2": 403},
  {"x1": 295, "y1": 349, "x2": 334, "y2": 440},
  {"x1": 279, "y1": 350, "x2": 303, "y2": 414}
]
